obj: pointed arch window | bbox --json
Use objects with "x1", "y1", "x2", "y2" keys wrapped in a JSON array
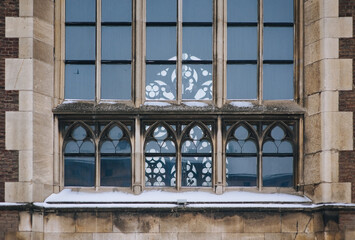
[
  {"x1": 262, "y1": 124, "x2": 294, "y2": 187},
  {"x1": 181, "y1": 124, "x2": 213, "y2": 187},
  {"x1": 64, "y1": 124, "x2": 96, "y2": 186},
  {"x1": 226, "y1": 124, "x2": 258, "y2": 187},
  {"x1": 100, "y1": 124, "x2": 132, "y2": 187},
  {"x1": 145, "y1": 124, "x2": 177, "y2": 187}
]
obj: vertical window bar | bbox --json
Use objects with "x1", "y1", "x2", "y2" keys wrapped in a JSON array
[
  {"x1": 177, "y1": 0, "x2": 183, "y2": 104},
  {"x1": 176, "y1": 123, "x2": 182, "y2": 190},
  {"x1": 96, "y1": 0, "x2": 101, "y2": 103},
  {"x1": 258, "y1": 122, "x2": 263, "y2": 190},
  {"x1": 258, "y1": 0, "x2": 263, "y2": 104}
]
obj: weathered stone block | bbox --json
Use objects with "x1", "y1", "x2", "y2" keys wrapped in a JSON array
[
  {"x1": 178, "y1": 233, "x2": 222, "y2": 240},
  {"x1": 5, "y1": 59, "x2": 33, "y2": 91},
  {"x1": 305, "y1": 38, "x2": 338, "y2": 66},
  {"x1": 93, "y1": 233, "x2": 136, "y2": 240},
  {"x1": 5, "y1": 17, "x2": 33, "y2": 38},
  {"x1": 44, "y1": 213, "x2": 75, "y2": 233},
  {"x1": 76, "y1": 212, "x2": 112, "y2": 233},
  {"x1": 113, "y1": 212, "x2": 159, "y2": 233},
  {"x1": 281, "y1": 213, "x2": 313, "y2": 233},
  {"x1": 243, "y1": 213, "x2": 281, "y2": 233},
  {"x1": 19, "y1": 211, "x2": 32, "y2": 231},
  {"x1": 304, "y1": 0, "x2": 338, "y2": 25},
  {"x1": 32, "y1": 212, "x2": 44, "y2": 232},
  {"x1": 44, "y1": 233, "x2": 93, "y2": 240},
  {"x1": 222, "y1": 233, "x2": 264, "y2": 240}
]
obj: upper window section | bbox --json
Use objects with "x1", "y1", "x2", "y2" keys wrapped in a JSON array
[
  {"x1": 227, "y1": 0, "x2": 294, "y2": 100},
  {"x1": 63, "y1": 0, "x2": 297, "y2": 103},
  {"x1": 65, "y1": 0, "x2": 132, "y2": 100}
]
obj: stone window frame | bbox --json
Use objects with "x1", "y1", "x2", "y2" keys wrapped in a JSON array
[{"x1": 55, "y1": 0, "x2": 304, "y2": 195}]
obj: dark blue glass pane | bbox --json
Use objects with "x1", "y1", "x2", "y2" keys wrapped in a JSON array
[
  {"x1": 183, "y1": 27, "x2": 212, "y2": 60},
  {"x1": 227, "y1": 0, "x2": 257, "y2": 23},
  {"x1": 262, "y1": 157, "x2": 293, "y2": 187},
  {"x1": 263, "y1": 64, "x2": 293, "y2": 100},
  {"x1": 102, "y1": 0, "x2": 131, "y2": 22},
  {"x1": 146, "y1": 0, "x2": 176, "y2": 22},
  {"x1": 66, "y1": 0, "x2": 96, "y2": 22},
  {"x1": 226, "y1": 157, "x2": 257, "y2": 186},
  {"x1": 228, "y1": 27, "x2": 257, "y2": 60},
  {"x1": 65, "y1": 156, "x2": 95, "y2": 186},
  {"x1": 66, "y1": 26, "x2": 95, "y2": 60},
  {"x1": 264, "y1": 0, "x2": 293, "y2": 23},
  {"x1": 101, "y1": 64, "x2": 131, "y2": 100},
  {"x1": 183, "y1": 0, "x2": 212, "y2": 22},
  {"x1": 227, "y1": 64, "x2": 257, "y2": 99},
  {"x1": 264, "y1": 27, "x2": 293, "y2": 61},
  {"x1": 182, "y1": 64, "x2": 212, "y2": 100},
  {"x1": 102, "y1": 26, "x2": 131, "y2": 60},
  {"x1": 101, "y1": 156, "x2": 131, "y2": 187},
  {"x1": 146, "y1": 27, "x2": 176, "y2": 60},
  {"x1": 65, "y1": 64, "x2": 95, "y2": 99},
  {"x1": 146, "y1": 64, "x2": 176, "y2": 100}
]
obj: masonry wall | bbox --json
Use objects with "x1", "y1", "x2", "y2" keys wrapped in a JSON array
[
  {"x1": 339, "y1": 0, "x2": 355, "y2": 203},
  {"x1": 0, "y1": 0, "x2": 19, "y2": 202}
]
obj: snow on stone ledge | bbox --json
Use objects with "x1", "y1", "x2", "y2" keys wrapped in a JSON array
[
  {"x1": 144, "y1": 102, "x2": 171, "y2": 107},
  {"x1": 45, "y1": 189, "x2": 311, "y2": 204},
  {"x1": 229, "y1": 101, "x2": 253, "y2": 107}
]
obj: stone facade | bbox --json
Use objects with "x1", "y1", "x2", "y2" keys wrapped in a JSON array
[{"x1": 1, "y1": 0, "x2": 355, "y2": 239}]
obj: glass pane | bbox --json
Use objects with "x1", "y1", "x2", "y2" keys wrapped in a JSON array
[
  {"x1": 271, "y1": 126, "x2": 285, "y2": 140},
  {"x1": 197, "y1": 140, "x2": 212, "y2": 153},
  {"x1": 243, "y1": 141, "x2": 257, "y2": 153},
  {"x1": 234, "y1": 126, "x2": 248, "y2": 140},
  {"x1": 183, "y1": 27, "x2": 212, "y2": 60},
  {"x1": 189, "y1": 126, "x2": 204, "y2": 140},
  {"x1": 101, "y1": 156, "x2": 131, "y2": 187},
  {"x1": 102, "y1": 0, "x2": 131, "y2": 22},
  {"x1": 183, "y1": 0, "x2": 212, "y2": 22},
  {"x1": 226, "y1": 140, "x2": 242, "y2": 153},
  {"x1": 264, "y1": 27, "x2": 293, "y2": 60},
  {"x1": 182, "y1": 64, "x2": 212, "y2": 100},
  {"x1": 145, "y1": 157, "x2": 176, "y2": 187},
  {"x1": 101, "y1": 64, "x2": 131, "y2": 100},
  {"x1": 116, "y1": 140, "x2": 131, "y2": 153},
  {"x1": 109, "y1": 126, "x2": 124, "y2": 140},
  {"x1": 227, "y1": 64, "x2": 257, "y2": 99},
  {"x1": 228, "y1": 27, "x2": 257, "y2": 60},
  {"x1": 146, "y1": 27, "x2": 176, "y2": 60},
  {"x1": 66, "y1": 0, "x2": 96, "y2": 22},
  {"x1": 101, "y1": 141, "x2": 116, "y2": 153},
  {"x1": 264, "y1": 0, "x2": 293, "y2": 23},
  {"x1": 263, "y1": 64, "x2": 293, "y2": 100},
  {"x1": 227, "y1": 0, "x2": 257, "y2": 23},
  {"x1": 65, "y1": 26, "x2": 95, "y2": 60},
  {"x1": 146, "y1": 0, "x2": 177, "y2": 22},
  {"x1": 65, "y1": 64, "x2": 95, "y2": 99},
  {"x1": 65, "y1": 141, "x2": 79, "y2": 153},
  {"x1": 262, "y1": 157, "x2": 293, "y2": 187},
  {"x1": 161, "y1": 140, "x2": 176, "y2": 153},
  {"x1": 65, "y1": 156, "x2": 95, "y2": 186},
  {"x1": 182, "y1": 157, "x2": 212, "y2": 187},
  {"x1": 145, "y1": 141, "x2": 161, "y2": 153},
  {"x1": 102, "y1": 26, "x2": 131, "y2": 60},
  {"x1": 279, "y1": 141, "x2": 293, "y2": 153},
  {"x1": 153, "y1": 126, "x2": 168, "y2": 140},
  {"x1": 72, "y1": 126, "x2": 87, "y2": 140},
  {"x1": 263, "y1": 141, "x2": 278, "y2": 153},
  {"x1": 146, "y1": 64, "x2": 176, "y2": 100},
  {"x1": 81, "y1": 141, "x2": 95, "y2": 153},
  {"x1": 182, "y1": 140, "x2": 197, "y2": 153},
  {"x1": 226, "y1": 157, "x2": 257, "y2": 186}
]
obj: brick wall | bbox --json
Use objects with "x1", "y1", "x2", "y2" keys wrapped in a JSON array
[
  {"x1": 0, "y1": 0, "x2": 19, "y2": 202},
  {"x1": 339, "y1": 0, "x2": 355, "y2": 203},
  {"x1": 0, "y1": 211, "x2": 19, "y2": 240}
]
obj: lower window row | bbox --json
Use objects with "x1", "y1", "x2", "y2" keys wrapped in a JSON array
[{"x1": 62, "y1": 118, "x2": 299, "y2": 189}]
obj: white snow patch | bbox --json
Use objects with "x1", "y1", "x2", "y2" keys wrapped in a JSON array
[
  {"x1": 144, "y1": 102, "x2": 171, "y2": 107},
  {"x1": 45, "y1": 189, "x2": 310, "y2": 204},
  {"x1": 0, "y1": 203, "x2": 26, "y2": 206},
  {"x1": 184, "y1": 102, "x2": 208, "y2": 107},
  {"x1": 230, "y1": 101, "x2": 253, "y2": 107}
]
